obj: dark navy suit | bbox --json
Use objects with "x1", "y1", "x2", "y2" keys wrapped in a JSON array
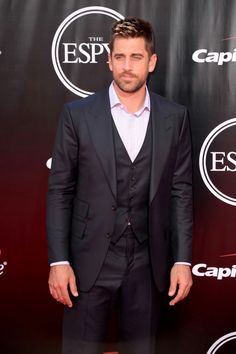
[{"x1": 46, "y1": 88, "x2": 193, "y2": 353}]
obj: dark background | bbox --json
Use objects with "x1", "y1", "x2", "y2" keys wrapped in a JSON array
[{"x1": 0, "y1": 1, "x2": 236, "y2": 353}]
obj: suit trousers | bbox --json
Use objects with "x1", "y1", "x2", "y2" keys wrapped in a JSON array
[{"x1": 62, "y1": 226, "x2": 161, "y2": 354}]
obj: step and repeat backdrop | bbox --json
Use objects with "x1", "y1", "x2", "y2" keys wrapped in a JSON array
[{"x1": 0, "y1": 1, "x2": 236, "y2": 353}]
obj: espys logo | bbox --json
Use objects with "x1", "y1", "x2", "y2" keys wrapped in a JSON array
[
  {"x1": 207, "y1": 332, "x2": 236, "y2": 354},
  {"x1": 192, "y1": 36, "x2": 236, "y2": 65},
  {"x1": 0, "y1": 249, "x2": 7, "y2": 276},
  {"x1": 51, "y1": 6, "x2": 124, "y2": 97},
  {"x1": 199, "y1": 118, "x2": 236, "y2": 206}
]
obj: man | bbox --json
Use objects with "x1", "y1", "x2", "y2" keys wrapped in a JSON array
[{"x1": 47, "y1": 17, "x2": 193, "y2": 354}]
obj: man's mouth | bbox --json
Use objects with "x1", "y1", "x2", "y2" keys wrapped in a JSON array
[{"x1": 121, "y1": 75, "x2": 135, "y2": 80}]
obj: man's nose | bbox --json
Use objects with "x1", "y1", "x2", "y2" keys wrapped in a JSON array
[{"x1": 123, "y1": 58, "x2": 132, "y2": 71}]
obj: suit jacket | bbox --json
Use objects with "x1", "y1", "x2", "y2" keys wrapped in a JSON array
[{"x1": 46, "y1": 87, "x2": 193, "y2": 292}]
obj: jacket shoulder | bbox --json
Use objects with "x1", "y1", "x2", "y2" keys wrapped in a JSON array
[
  {"x1": 150, "y1": 92, "x2": 187, "y2": 116},
  {"x1": 64, "y1": 89, "x2": 108, "y2": 114}
]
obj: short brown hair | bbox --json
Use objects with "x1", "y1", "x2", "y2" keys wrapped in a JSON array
[{"x1": 109, "y1": 17, "x2": 155, "y2": 56}]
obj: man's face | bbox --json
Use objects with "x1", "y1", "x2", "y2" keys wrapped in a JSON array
[{"x1": 108, "y1": 37, "x2": 157, "y2": 94}]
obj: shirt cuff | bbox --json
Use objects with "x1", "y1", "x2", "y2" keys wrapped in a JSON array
[
  {"x1": 174, "y1": 262, "x2": 191, "y2": 266},
  {"x1": 50, "y1": 261, "x2": 70, "y2": 266}
]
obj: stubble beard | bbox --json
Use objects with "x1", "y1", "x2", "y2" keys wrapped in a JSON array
[{"x1": 114, "y1": 73, "x2": 147, "y2": 94}]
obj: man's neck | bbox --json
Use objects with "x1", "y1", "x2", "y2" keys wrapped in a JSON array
[{"x1": 113, "y1": 82, "x2": 147, "y2": 113}]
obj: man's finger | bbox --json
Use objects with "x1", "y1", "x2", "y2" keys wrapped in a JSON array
[
  {"x1": 52, "y1": 284, "x2": 64, "y2": 302},
  {"x1": 49, "y1": 282, "x2": 60, "y2": 299},
  {"x1": 49, "y1": 287, "x2": 58, "y2": 300},
  {"x1": 168, "y1": 277, "x2": 177, "y2": 297},
  {"x1": 182, "y1": 283, "x2": 192, "y2": 298},
  {"x1": 50, "y1": 281, "x2": 71, "y2": 306},
  {"x1": 69, "y1": 276, "x2": 79, "y2": 297},
  {"x1": 60, "y1": 286, "x2": 73, "y2": 307},
  {"x1": 169, "y1": 286, "x2": 186, "y2": 306},
  {"x1": 169, "y1": 280, "x2": 192, "y2": 306}
]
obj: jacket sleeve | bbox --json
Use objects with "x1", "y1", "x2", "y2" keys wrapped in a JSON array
[
  {"x1": 170, "y1": 108, "x2": 193, "y2": 263},
  {"x1": 46, "y1": 104, "x2": 79, "y2": 264}
]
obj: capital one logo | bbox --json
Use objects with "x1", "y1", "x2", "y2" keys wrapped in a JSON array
[
  {"x1": 192, "y1": 48, "x2": 236, "y2": 65},
  {"x1": 51, "y1": 6, "x2": 124, "y2": 97},
  {"x1": 192, "y1": 263, "x2": 236, "y2": 280},
  {"x1": 199, "y1": 118, "x2": 236, "y2": 206},
  {"x1": 207, "y1": 332, "x2": 236, "y2": 354},
  {"x1": 192, "y1": 36, "x2": 236, "y2": 65}
]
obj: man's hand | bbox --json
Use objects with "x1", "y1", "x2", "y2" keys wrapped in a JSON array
[
  {"x1": 168, "y1": 264, "x2": 193, "y2": 306},
  {"x1": 48, "y1": 264, "x2": 79, "y2": 307}
]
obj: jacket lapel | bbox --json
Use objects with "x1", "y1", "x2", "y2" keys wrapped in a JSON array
[
  {"x1": 149, "y1": 93, "x2": 173, "y2": 204},
  {"x1": 85, "y1": 89, "x2": 117, "y2": 199}
]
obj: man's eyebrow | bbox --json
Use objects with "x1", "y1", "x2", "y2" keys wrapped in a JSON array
[
  {"x1": 113, "y1": 53, "x2": 144, "y2": 56},
  {"x1": 131, "y1": 53, "x2": 144, "y2": 57}
]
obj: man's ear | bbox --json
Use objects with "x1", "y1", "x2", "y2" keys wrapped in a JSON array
[
  {"x1": 108, "y1": 54, "x2": 113, "y2": 72},
  {"x1": 148, "y1": 53, "x2": 158, "y2": 73}
]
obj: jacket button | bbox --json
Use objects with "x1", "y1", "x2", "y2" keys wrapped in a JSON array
[{"x1": 106, "y1": 232, "x2": 111, "y2": 238}]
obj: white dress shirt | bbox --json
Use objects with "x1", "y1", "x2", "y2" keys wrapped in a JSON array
[
  {"x1": 51, "y1": 82, "x2": 190, "y2": 267},
  {"x1": 109, "y1": 81, "x2": 150, "y2": 162}
]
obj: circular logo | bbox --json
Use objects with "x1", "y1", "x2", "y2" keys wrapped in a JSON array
[
  {"x1": 199, "y1": 118, "x2": 236, "y2": 206},
  {"x1": 207, "y1": 332, "x2": 236, "y2": 353},
  {"x1": 51, "y1": 6, "x2": 124, "y2": 97}
]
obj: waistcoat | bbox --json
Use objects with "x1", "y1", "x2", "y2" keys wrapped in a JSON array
[{"x1": 111, "y1": 116, "x2": 152, "y2": 243}]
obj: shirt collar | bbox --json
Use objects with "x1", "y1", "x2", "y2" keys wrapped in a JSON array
[{"x1": 109, "y1": 81, "x2": 150, "y2": 117}]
